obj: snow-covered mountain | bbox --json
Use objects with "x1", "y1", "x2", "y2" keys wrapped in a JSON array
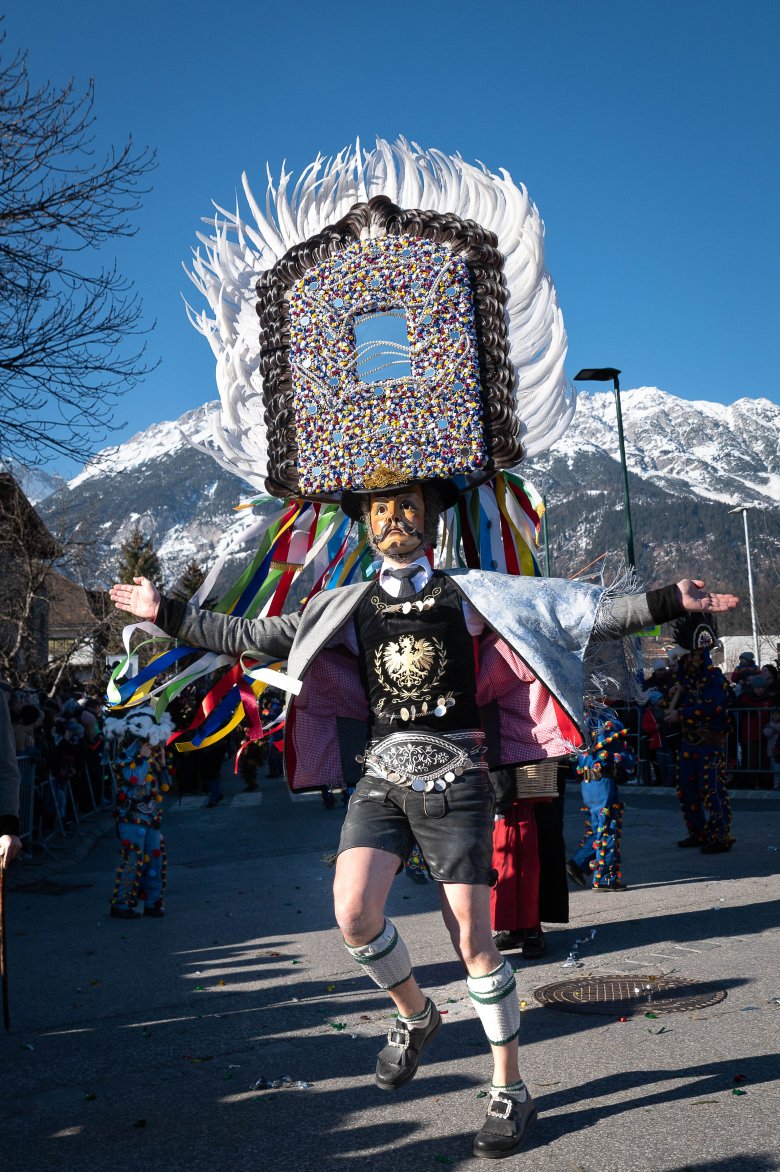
[
  {"x1": 526, "y1": 388, "x2": 780, "y2": 510},
  {"x1": 35, "y1": 390, "x2": 780, "y2": 614},
  {"x1": 37, "y1": 404, "x2": 268, "y2": 591}
]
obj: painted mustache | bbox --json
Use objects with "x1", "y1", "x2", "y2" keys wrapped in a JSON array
[{"x1": 375, "y1": 517, "x2": 423, "y2": 543}]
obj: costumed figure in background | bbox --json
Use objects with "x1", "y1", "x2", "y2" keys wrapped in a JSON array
[
  {"x1": 107, "y1": 141, "x2": 738, "y2": 1158},
  {"x1": 566, "y1": 706, "x2": 637, "y2": 891},
  {"x1": 489, "y1": 758, "x2": 569, "y2": 957},
  {"x1": 104, "y1": 707, "x2": 174, "y2": 919},
  {"x1": 665, "y1": 616, "x2": 734, "y2": 853}
]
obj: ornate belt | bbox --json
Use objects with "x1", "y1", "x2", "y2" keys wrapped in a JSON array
[{"x1": 358, "y1": 729, "x2": 487, "y2": 792}]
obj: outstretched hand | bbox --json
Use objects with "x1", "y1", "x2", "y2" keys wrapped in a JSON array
[
  {"x1": 676, "y1": 579, "x2": 739, "y2": 613},
  {"x1": 109, "y1": 576, "x2": 161, "y2": 622}
]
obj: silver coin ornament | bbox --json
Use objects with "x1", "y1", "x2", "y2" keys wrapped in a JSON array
[
  {"x1": 433, "y1": 779, "x2": 447, "y2": 792},
  {"x1": 444, "y1": 771, "x2": 456, "y2": 783},
  {"x1": 411, "y1": 778, "x2": 426, "y2": 792}
]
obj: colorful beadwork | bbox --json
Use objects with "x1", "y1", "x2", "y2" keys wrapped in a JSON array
[{"x1": 288, "y1": 235, "x2": 486, "y2": 495}]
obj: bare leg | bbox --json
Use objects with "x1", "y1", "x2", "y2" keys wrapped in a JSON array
[
  {"x1": 333, "y1": 846, "x2": 427, "y2": 1017},
  {"x1": 440, "y1": 882, "x2": 521, "y2": 1086}
]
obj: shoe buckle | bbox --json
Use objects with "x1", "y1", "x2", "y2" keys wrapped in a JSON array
[
  {"x1": 487, "y1": 1095, "x2": 514, "y2": 1120},
  {"x1": 386, "y1": 1027, "x2": 409, "y2": 1047}
]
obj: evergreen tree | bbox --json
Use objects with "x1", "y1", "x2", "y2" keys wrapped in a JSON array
[
  {"x1": 171, "y1": 558, "x2": 206, "y2": 601},
  {"x1": 115, "y1": 525, "x2": 161, "y2": 585}
]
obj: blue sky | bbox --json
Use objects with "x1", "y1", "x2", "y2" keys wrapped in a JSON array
[{"x1": 6, "y1": 0, "x2": 779, "y2": 476}]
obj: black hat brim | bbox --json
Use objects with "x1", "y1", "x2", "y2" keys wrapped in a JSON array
[{"x1": 340, "y1": 477, "x2": 459, "y2": 522}]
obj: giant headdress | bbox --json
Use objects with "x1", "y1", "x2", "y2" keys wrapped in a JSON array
[{"x1": 110, "y1": 139, "x2": 576, "y2": 750}]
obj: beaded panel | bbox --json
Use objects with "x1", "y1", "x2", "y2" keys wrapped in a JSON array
[{"x1": 288, "y1": 235, "x2": 486, "y2": 496}]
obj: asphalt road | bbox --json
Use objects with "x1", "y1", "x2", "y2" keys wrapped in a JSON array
[{"x1": 1, "y1": 769, "x2": 779, "y2": 1172}]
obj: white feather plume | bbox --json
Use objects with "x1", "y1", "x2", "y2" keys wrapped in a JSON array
[{"x1": 185, "y1": 137, "x2": 575, "y2": 489}]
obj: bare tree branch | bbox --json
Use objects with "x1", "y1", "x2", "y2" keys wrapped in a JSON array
[{"x1": 0, "y1": 31, "x2": 157, "y2": 466}]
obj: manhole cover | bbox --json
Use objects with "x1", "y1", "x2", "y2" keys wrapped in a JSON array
[{"x1": 534, "y1": 975, "x2": 727, "y2": 1016}]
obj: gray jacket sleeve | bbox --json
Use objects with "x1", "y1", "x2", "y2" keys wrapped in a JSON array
[
  {"x1": 0, "y1": 690, "x2": 21, "y2": 833},
  {"x1": 163, "y1": 604, "x2": 302, "y2": 661},
  {"x1": 601, "y1": 584, "x2": 687, "y2": 640}
]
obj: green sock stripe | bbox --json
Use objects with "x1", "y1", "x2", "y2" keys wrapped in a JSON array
[
  {"x1": 401, "y1": 1003, "x2": 431, "y2": 1024},
  {"x1": 484, "y1": 1028, "x2": 521, "y2": 1046},
  {"x1": 348, "y1": 923, "x2": 398, "y2": 965},
  {"x1": 386, "y1": 970, "x2": 413, "y2": 991},
  {"x1": 468, "y1": 975, "x2": 517, "y2": 1005},
  {"x1": 492, "y1": 1080, "x2": 526, "y2": 1092}
]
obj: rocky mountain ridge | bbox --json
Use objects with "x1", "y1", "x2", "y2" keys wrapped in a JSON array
[{"x1": 35, "y1": 388, "x2": 780, "y2": 634}]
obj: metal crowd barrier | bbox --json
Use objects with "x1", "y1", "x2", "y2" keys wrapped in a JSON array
[
  {"x1": 15, "y1": 751, "x2": 111, "y2": 853},
  {"x1": 568, "y1": 703, "x2": 778, "y2": 789}
]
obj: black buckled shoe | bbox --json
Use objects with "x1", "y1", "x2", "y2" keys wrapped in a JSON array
[
  {"x1": 701, "y1": 840, "x2": 733, "y2": 854},
  {"x1": 566, "y1": 859, "x2": 587, "y2": 888},
  {"x1": 473, "y1": 1089, "x2": 537, "y2": 1159},
  {"x1": 375, "y1": 999, "x2": 442, "y2": 1090},
  {"x1": 492, "y1": 930, "x2": 524, "y2": 952},
  {"x1": 677, "y1": 835, "x2": 703, "y2": 848},
  {"x1": 110, "y1": 906, "x2": 141, "y2": 919},
  {"x1": 521, "y1": 928, "x2": 546, "y2": 959}
]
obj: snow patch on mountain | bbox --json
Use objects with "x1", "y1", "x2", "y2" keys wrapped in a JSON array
[
  {"x1": 534, "y1": 388, "x2": 780, "y2": 510},
  {"x1": 69, "y1": 404, "x2": 222, "y2": 489}
]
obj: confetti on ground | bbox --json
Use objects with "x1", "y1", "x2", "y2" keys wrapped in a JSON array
[
  {"x1": 732, "y1": 1088, "x2": 747, "y2": 1096},
  {"x1": 648, "y1": 1027, "x2": 669, "y2": 1034},
  {"x1": 476, "y1": 1091, "x2": 488, "y2": 1098},
  {"x1": 291, "y1": 960, "x2": 302, "y2": 965},
  {"x1": 645, "y1": 1012, "x2": 658, "y2": 1019},
  {"x1": 142, "y1": 1028, "x2": 151, "y2": 1038},
  {"x1": 329, "y1": 1022, "x2": 347, "y2": 1031},
  {"x1": 327, "y1": 984, "x2": 336, "y2": 992},
  {"x1": 253, "y1": 1076, "x2": 312, "y2": 1090},
  {"x1": 217, "y1": 980, "x2": 226, "y2": 987},
  {"x1": 734, "y1": 1074, "x2": 748, "y2": 1084},
  {"x1": 562, "y1": 928, "x2": 597, "y2": 969}
]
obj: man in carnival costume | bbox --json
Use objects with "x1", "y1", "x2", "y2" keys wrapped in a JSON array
[
  {"x1": 104, "y1": 707, "x2": 174, "y2": 918},
  {"x1": 109, "y1": 141, "x2": 737, "y2": 1157},
  {"x1": 665, "y1": 616, "x2": 734, "y2": 853}
]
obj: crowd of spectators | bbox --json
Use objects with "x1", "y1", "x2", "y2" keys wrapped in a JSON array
[
  {"x1": 4, "y1": 640, "x2": 779, "y2": 847},
  {"x1": 631, "y1": 645, "x2": 780, "y2": 790}
]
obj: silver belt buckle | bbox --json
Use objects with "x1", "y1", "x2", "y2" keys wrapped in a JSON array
[{"x1": 360, "y1": 730, "x2": 485, "y2": 792}]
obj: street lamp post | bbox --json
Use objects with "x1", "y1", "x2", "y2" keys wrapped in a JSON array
[
  {"x1": 728, "y1": 506, "x2": 760, "y2": 663},
  {"x1": 574, "y1": 368, "x2": 636, "y2": 569}
]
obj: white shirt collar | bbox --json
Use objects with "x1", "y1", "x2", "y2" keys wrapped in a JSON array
[{"x1": 379, "y1": 556, "x2": 432, "y2": 597}]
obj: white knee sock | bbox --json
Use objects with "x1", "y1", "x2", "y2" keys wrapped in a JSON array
[
  {"x1": 467, "y1": 959, "x2": 521, "y2": 1046},
  {"x1": 345, "y1": 918, "x2": 413, "y2": 990}
]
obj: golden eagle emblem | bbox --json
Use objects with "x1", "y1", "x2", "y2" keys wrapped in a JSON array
[{"x1": 375, "y1": 635, "x2": 447, "y2": 704}]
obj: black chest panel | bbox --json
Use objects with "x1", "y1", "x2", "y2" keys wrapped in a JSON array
[{"x1": 356, "y1": 572, "x2": 481, "y2": 737}]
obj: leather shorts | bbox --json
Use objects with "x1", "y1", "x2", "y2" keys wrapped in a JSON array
[{"x1": 337, "y1": 771, "x2": 496, "y2": 886}]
